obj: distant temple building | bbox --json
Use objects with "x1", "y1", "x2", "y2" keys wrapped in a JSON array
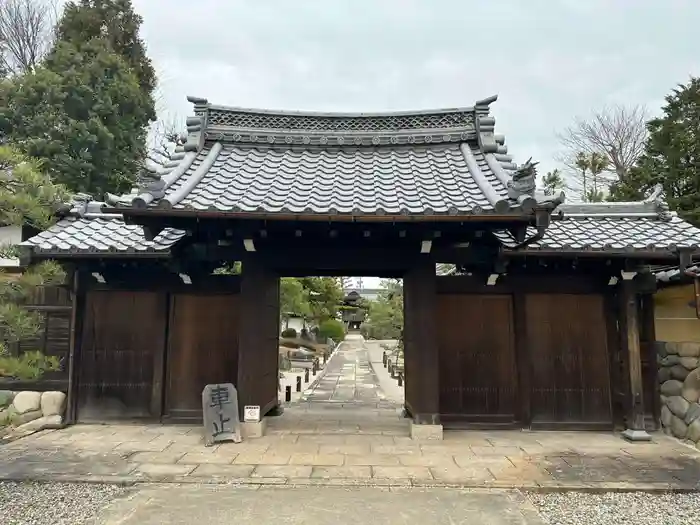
[{"x1": 341, "y1": 290, "x2": 368, "y2": 330}]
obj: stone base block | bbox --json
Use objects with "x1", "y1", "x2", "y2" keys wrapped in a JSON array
[
  {"x1": 241, "y1": 419, "x2": 267, "y2": 439},
  {"x1": 266, "y1": 404, "x2": 285, "y2": 417},
  {"x1": 621, "y1": 429, "x2": 652, "y2": 442},
  {"x1": 410, "y1": 422, "x2": 443, "y2": 441}
]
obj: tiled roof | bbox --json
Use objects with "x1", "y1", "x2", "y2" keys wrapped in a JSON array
[
  {"x1": 153, "y1": 143, "x2": 515, "y2": 215},
  {"x1": 654, "y1": 265, "x2": 699, "y2": 283},
  {"x1": 107, "y1": 95, "x2": 557, "y2": 217},
  {"x1": 495, "y1": 214, "x2": 700, "y2": 254},
  {"x1": 22, "y1": 204, "x2": 185, "y2": 257}
]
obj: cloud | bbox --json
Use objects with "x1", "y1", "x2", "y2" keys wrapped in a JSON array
[{"x1": 133, "y1": 0, "x2": 699, "y2": 177}]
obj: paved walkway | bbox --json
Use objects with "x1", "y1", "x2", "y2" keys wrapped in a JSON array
[
  {"x1": 365, "y1": 339, "x2": 405, "y2": 404},
  {"x1": 1, "y1": 336, "x2": 700, "y2": 491},
  {"x1": 2, "y1": 421, "x2": 700, "y2": 490},
  {"x1": 92, "y1": 485, "x2": 545, "y2": 524},
  {"x1": 270, "y1": 335, "x2": 408, "y2": 435},
  {"x1": 299, "y1": 335, "x2": 391, "y2": 406}
]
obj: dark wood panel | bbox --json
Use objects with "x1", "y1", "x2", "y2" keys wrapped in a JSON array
[
  {"x1": 437, "y1": 294, "x2": 517, "y2": 422},
  {"x1": 165, "y1": 293, "x2": 239, "y2": 421},
  {"x1": 526, "y1": 294, "x2": 613, "y2": 426},
  {"x1": 77, "y1": 291, "x2": 167, "y2": 421}
]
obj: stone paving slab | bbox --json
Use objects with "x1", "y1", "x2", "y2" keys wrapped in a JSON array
[
  {"x1": 2, "y1": 424, "x2": 700, "y2": 491},
  {"x1": 90, "y1": 485, "x2": 547, "y2": 525}
]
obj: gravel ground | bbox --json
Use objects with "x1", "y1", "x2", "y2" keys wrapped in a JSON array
[
  {"x1": 528, "y1": 491, "x2": 700, "y2": 525},
  {"x1": 0, "y1": 482, "x2": 133, "y2": 525}
]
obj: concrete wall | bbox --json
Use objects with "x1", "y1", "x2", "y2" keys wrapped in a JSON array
[
  {"x1": 281, "y1": 316, "x2": 305, "y2": 335},
  {"x1": 655, "y1": 285, "x2": 700, "y2": 343},
  {"x1": 0, "y1": 225, "x2": 21, "y2": 268}
]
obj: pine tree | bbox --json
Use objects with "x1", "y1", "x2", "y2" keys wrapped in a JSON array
[
  {"x1": 610, "y1": 78, "x2": 700, "y2": 225},
  {"x1": 541, "y1": 169, "x2": 564, "y2": 196},
  {"x1": 0, "y1": 146, "x2": 69, "y2": 379}
]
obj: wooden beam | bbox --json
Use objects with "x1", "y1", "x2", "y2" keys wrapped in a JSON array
[
  {"x1": 436, "y1": 274, "x2": 610, "y2": 295},
  {"x1": 403, "y1": 258, "x2": 439, "y2": 425},
  {"x1": 619, "y1": 275, "x2": 651, "y2": 441}
]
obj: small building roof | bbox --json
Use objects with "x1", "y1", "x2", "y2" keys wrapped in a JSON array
[
  {"x1": 21, "y1": 198, "x2": 184, "y2": 257},
  {"x1": 106, "y1": 95, "x2": 559, "y2": 219},
  {"x1": 654, "y1": 264, "x2": 699, "y2": 284},
  {"x1": 495, "y1": 197, "x2": 700, "y2": 255}
]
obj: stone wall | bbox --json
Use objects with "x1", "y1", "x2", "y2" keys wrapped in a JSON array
[
  {"x1": 658, "y1": 342, "x2": 700, "y2": 449},
  {"x1": 0, "y1": 390, "x2": 66, "y2": 440}
]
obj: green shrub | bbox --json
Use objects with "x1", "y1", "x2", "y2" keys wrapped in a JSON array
[
  {"x1": 0, "y1": 351, "x2": 61, "y2": 380},
  {"x1": 281, "y1": 327, "x2": 297, "y2": 338},
  {"x1": 318, "y1": 319, "x2": 345, "y2": 342}
]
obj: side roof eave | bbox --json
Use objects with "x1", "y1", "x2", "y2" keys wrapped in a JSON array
[
  {"x1": 493, "y1": 187, "x2": 700, "y2": 259},
  {"x1": 21, "y1": 198, "x2": 187, "y2": 261}
]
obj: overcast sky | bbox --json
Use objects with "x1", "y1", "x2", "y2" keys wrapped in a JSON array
[{"x1": 130, "y1": 0, "x2": 699, "y2": 287}]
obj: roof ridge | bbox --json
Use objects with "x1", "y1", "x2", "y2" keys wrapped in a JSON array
[
  {"x1": 188, "y1": 94, "x2": 498, "y2": 118},
  {"x1": 189, "y1": 94, "x2": 503, "y2": 148},
  {"x1": 554, "y1": 184, "x2": 672, "y2": 220}
]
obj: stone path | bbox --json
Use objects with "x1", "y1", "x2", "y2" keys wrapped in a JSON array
[
  {"x1": 365, "y1": 339, "x2": 405, "y2": 404},
  {"x1": 92, "y1": 485, "x2": 545, "y2": 524},
  {"x1": 299, "y1": 335, "x2": 391, "y2": 407},
  {"x1": 2, "y1": 422, "x2": 700, "y2": 490},
  {"x1": 270, "y1": 334, "x2": 408, "y2": 435}
]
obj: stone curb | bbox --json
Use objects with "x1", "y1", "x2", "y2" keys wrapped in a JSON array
[
  {"x1": 296, "y1": 343, "x2": 342, "y2": 402},
  {"x1": 1, "y1": 473, "x2": 698, "y2": 493}
]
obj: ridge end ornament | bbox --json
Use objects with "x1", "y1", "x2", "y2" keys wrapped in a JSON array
[{"x1": 508, "y1": 157, "x2": 539, "y2": 200}]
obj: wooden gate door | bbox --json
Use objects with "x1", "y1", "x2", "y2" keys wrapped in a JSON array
[
  {"x1": 437, "y1": 294, "x2": 518, "y2": 425},
  {"x1": 164, "y1": 293, "x2": 239, "y2": 422},
  {"x1": 526, "y1": 294, "x2": 613, "y2": 428},
  {"x1": 77, "y1": 291, "x2": 167, "y2": 421}
]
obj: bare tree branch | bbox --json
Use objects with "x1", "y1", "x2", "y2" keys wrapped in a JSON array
[
  {"x1": 556, "y1": 104, "x2": 649, "y2": 197},
  {"x1": 147, "y1": 115, "x2": 185, "y2": 168},
  {"x1": 0, "y1": 0, "x2": 58, "y2": 77}
]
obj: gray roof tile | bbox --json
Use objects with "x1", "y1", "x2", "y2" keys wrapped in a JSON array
[
  {"x1": 163, "y1": 144, "x2": 509, "y2": 214},
  {"x1": 654, "y1": 265, "x2": 699, "y2": 282},
  {"x1": 495, "y1": 214, "x2": 700, "y2": 253},
  {"x1": 22, "y1": 216, "x2": 185, "y2": 256}
]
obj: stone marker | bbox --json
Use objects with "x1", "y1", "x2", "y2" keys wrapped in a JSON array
[{"x1": 202, "y1": 383, "x2": 241, "y2": 446}]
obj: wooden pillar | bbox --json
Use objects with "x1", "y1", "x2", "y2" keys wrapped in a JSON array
[
  {"x1": 640, "y1": 293, "x2": 660, "y2": 429},
  {"x1": 237, "y1": 257, "x2": 280, "y2": 420},
  {"x1": 512, "y1": 292, "x2": 531, "y2": 427},
  {"x1": 150, "y1": 292, "x2": 170, "y2": 420},
  {"x1": 403, "y1": 259, "x2": 439, "y2": 425},
  {"x1": 619, "y1": 273, "x2": 650, "y2": 441},
  {"x1": 65, "y1": 269, "x2": 86, "y2": 425}
]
